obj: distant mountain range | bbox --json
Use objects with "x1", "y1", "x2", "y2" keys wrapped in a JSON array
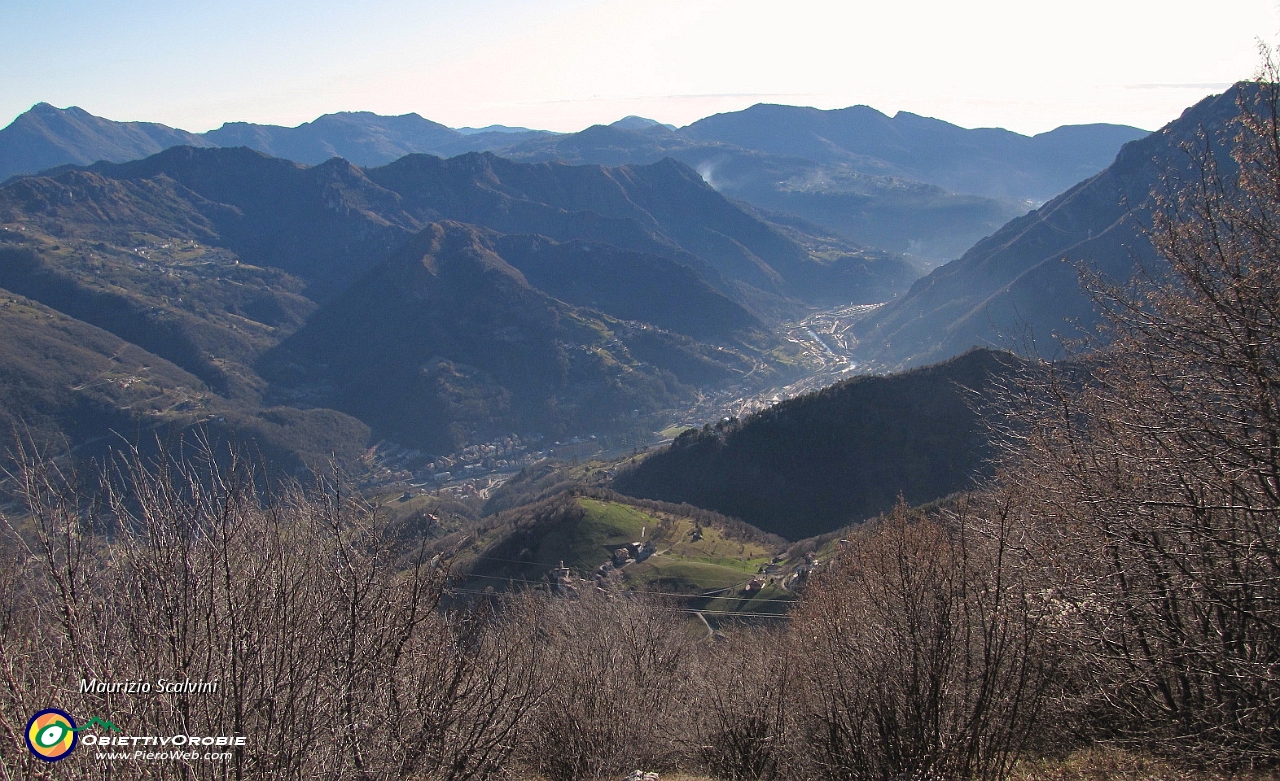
[
  {"x1": 202, "y1": 112, "x2": 552, "y2": 166},
  {"x1": 487, "y1": 121, "x2": 1028, "y2": 261},
  {"x1": 0, "y1": 103, "x2": 552, "y2": 178},
  {"x1": 0, "y1": 103, "x2": 1145, "y2": 262},
  {"x1": 848, "y1": 86, "x2": 1246, "y2": 370},
  {"x1": 681, "y1": 104, "x2": 1144, "y2": 202}
]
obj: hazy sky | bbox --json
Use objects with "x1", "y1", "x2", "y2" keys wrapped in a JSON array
[{"x1": 1, "y1": 0, "x2": 1276, "y2": 135}]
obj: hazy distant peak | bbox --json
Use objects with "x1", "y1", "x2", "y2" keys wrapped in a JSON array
[
  {"x1": 831, "y1": 104, "x2": 892, "y2": 118},
  {"x1": 1032, "y1": 122, "x2": 1155, "y2": 139},
  {"x1": 18, "y1": 102, "x2": 155, "y2": 126},
  {"x1": 324, "y1": 110, "x2": 428, "y2": 120},
  {"x1": 890, "y1": 110, "x2": 963, "y2": 128},
  {"x1": 306, "y1": 110, "x2": 450, "y2": 129},
  {"x1": 455, "y1": 124, "x2": 542, "y2": 135},
  {"x1": 28, "y1": 102, "x2": 72, "y2": 115},
  {"x1": 610, "y1": 116, "x2": 677, "y2": 131},
  {"x1": 0, "y1": 103, "x2": 214, "y2": 180}
]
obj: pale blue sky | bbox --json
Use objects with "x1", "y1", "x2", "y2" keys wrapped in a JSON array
[{"x1": 2, "y1": 0, "x2": 1276, "y2": 135}]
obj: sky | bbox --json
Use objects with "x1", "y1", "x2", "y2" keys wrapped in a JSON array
[{"x1": 1, "y1": 0, "x2": 1277, "y2": 136}]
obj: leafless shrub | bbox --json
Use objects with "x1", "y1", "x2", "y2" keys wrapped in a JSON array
[
  {"x1": 787, "y1": 497, "x2": 1058, "y2": 781},
  {"x1": 517, "y1": 588, "x2": 697, "y2": 781},
  {"x1": 0, "y1": 441, "x2": 544, "y2": 780},
  {"x1": 687, "y1": 626, "x2": 793, "y2": 781}
]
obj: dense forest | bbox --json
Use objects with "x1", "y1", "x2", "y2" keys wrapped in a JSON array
[{"x1": 612, "y1": 347, "x2": 1018, "y2": 538}]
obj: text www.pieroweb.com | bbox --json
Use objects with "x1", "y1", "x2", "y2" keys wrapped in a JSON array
[{"x1": 83, "y1": 733, "x2": 243, "y2": 762}]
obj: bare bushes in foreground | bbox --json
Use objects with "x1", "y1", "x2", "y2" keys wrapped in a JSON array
[
  {"x1": 0, "y1": 446, "x2": 545, "y2": 781},
  {"x1": 788, "y1": 497, "x2": 1059, "y2": 781},
  {"x1": 688, "y1": 628, "x2": 793, "y2": 781},
  {"x1": 517, "y1": 588, "x2": 697, "y2": 781}
]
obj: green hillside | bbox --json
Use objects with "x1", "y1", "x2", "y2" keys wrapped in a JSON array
[{"x1": 450, "y1": 491, "x2": 799, "y2": 616}]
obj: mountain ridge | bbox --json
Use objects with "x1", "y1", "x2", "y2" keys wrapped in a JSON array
[{"x1": 683, "y1": 102, "x2": 1148, "y2": 202}]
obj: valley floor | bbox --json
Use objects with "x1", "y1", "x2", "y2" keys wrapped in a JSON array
[{"x1": 361, "y1": 299, "x2": 888, "y2": 500}]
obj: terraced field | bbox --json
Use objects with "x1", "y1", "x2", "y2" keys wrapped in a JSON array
[{"x1": 452, "y1": 495, "x2": 802, "y2": 618}]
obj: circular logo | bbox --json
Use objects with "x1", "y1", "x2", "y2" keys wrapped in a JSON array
[{"x1": 26, "y1": 709, "x2": 78, "y2": 762}]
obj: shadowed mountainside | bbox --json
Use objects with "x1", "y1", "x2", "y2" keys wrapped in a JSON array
[
  {"x1": 259, "y1": 221, "x2": 779, "y2": 452},
  {"x1": 848, "y1": 87, "x2": 1247, "y2": 370},
  {"x1": 612, "y1": 348, "x2": 1019, "y2": 539},
  {"x1": 80, "y1": 146, "x2": 911, "y2": 312}
]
